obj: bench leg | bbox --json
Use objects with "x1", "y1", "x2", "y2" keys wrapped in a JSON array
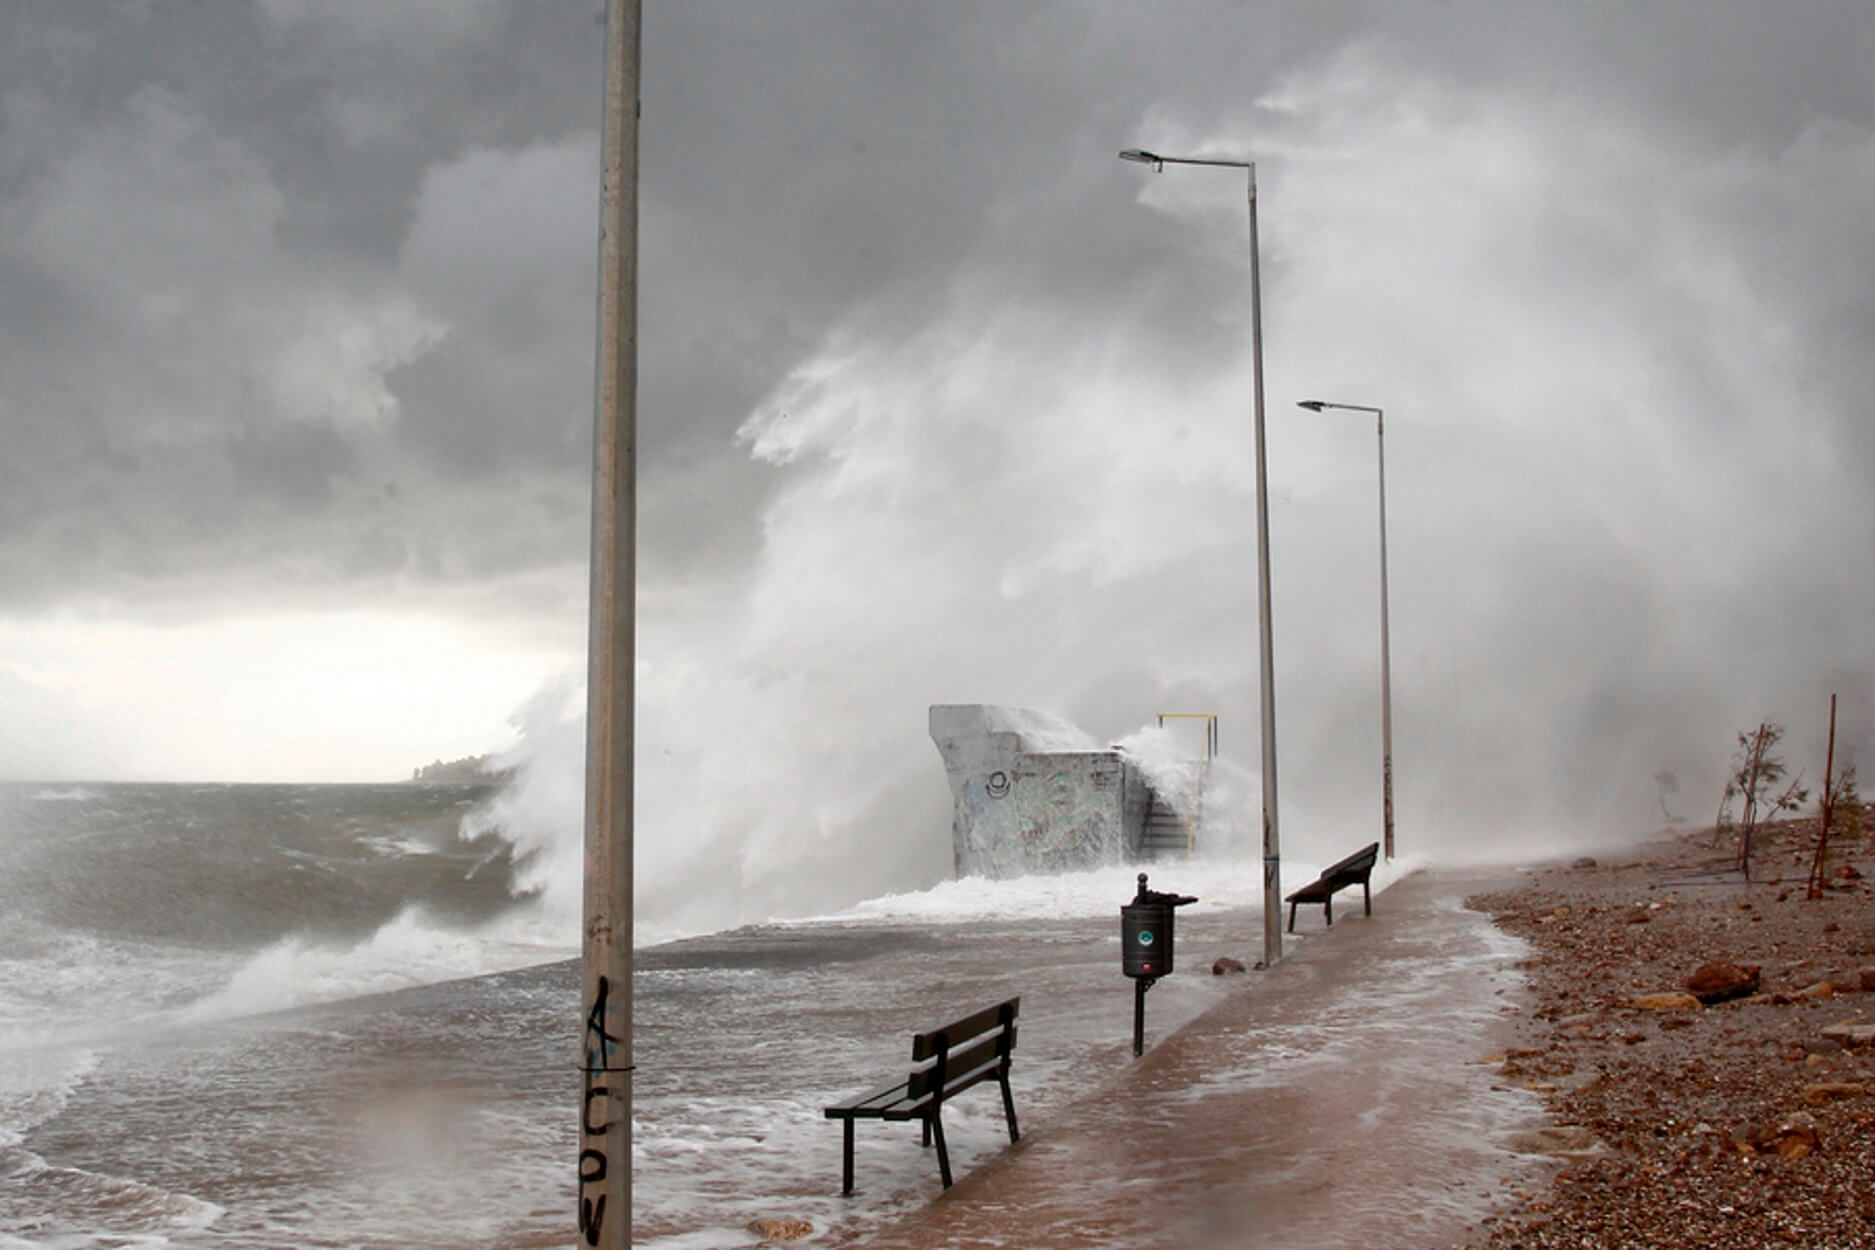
[
  {"x1": 1286, "y1": 900, "x2": 1298, "y2": 933},
  {"x1": 1324, "y1": 896, "x2": 1333, "y2": 927},
  {"x1": 930, "y1": 1112, "x2": 953, "y2": 1188},
  {"x1": 999, "y1": 1071, "x2": 1020, "y2": 1143},
  {"x1": 841, "y1": 1117, "x2": 855, "y2": 1195},
  {"x1": 1363, "y1": 879, "x2": 1372, "y2": 916}
]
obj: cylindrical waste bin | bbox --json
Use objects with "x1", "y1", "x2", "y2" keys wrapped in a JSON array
[
  {"x1": 1122, "y1": 873, "x2": 1198, "y2": 1057},
  {"x1": 1121, "y1": 900, "x2": 1174, "y2": 979}
]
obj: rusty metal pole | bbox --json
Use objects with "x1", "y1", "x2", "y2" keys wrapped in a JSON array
[
  {"x1": 1809, "y1": 694, "x2": 1839, "y2": 901},
  {"x1": 580, "y1": 3, "x2": 639, "y2": 1247}
]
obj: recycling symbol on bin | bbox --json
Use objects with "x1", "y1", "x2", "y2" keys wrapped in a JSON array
[{"x1": 1137, "y1": 930, "x2": 1155, "y2": 946}]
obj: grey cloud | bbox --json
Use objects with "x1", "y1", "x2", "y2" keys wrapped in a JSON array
[
  {"x1": 4, "y1": 1, "x2": 1875, "y2": 835},
  {"x1": 388, "y1": 137, "x2": 598, "y2": 474}
]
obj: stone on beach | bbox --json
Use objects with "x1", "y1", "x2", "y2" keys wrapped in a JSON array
[
  {"x1": 1684, "y1": 961, "x2": 1759, "y2": 1004},
  {"x1": 1819, "y1": 1020, "x2": 1875, "y2": 1048},
  {"x1": 1756, "y1": 1113, "x2": 1822, "y2": 1158},
  {"x1": 747, "y1": 1216, "x2": 814, "y2": 1241},
  {"x1": 1504, "y1": 1124, "x2": 1600, "y2": 1156}
]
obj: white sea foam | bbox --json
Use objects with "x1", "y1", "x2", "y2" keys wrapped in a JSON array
[
  {"x1": 0, "y1": 923, "x2": 229, "y2": 1055},
  {"x1": 357, "y1": 832, "x2": 435, "y2": 857},
  {"x1": 157, "y1": 847, "x2": 1425, "y2": 1025},
  {"x1": 812, "y1": 861, "x2": 1257, "y2": 925},
  {"x1": 788, "y1": 851, "x2": 1423, "y2": 926},
  {"x1": 0, "y1": 1048, "x2": 99, "y2": 1143},
  {"x1": 0, "y1": 1145, "x2": 226, "y2": 1250},
  {"x1": 26, "y1": 787, "x2": 97, "y2": 803},
  {"x1": 176, "y1": 905, "x2": 571, "y2": 1021}
]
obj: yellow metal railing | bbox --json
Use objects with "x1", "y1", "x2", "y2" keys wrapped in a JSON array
[{"x1": 1156, "y1": 713, "x2": 1217, "y2": 856}]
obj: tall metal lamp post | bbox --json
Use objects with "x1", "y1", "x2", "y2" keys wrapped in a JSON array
[
  {"x1": 1297, "y1": 399, "x2": 1393, "y2": 861},
  {"x1": 1120, "y1": 148, "x2": 1282, "y2": 967}
]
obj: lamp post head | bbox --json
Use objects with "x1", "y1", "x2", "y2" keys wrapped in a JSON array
[
  {"x1": 1119, "y1": 148, "x2": 1164, "y2": 170},
  {"x1": 1298, "y1": 398, "x2": 1383, "y2": 421}
]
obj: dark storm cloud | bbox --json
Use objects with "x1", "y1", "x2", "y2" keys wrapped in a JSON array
[
  {"x1": 0, "y1": 2, "x2": 603, "y2": 610},
  {"x1": 5, "y1": 0, "x2": 1865, "y2": 609},
  {"x1": 5, "y1": 1, "x2": 1875, "y2": 818}
]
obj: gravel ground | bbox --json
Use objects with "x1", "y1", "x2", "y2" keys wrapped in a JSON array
[{"x1": 1457, "y1": 820, "x2": 1875, "y2": 1249}]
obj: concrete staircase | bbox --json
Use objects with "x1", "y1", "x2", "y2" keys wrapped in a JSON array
[
  {"x1": 1140, "y1": 791, "x2": 1195, "y2": 859},
  {"x1": 1138, "y1": 712, "x2": 1218, "y2": 861}
]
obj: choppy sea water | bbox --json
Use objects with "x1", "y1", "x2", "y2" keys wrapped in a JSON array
[{"x1": 1, "y1": 781, "x2": 1467, "y2": 1248}]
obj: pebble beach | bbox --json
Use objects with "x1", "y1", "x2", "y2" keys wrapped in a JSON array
[{"x1": 1461, "y1": 819, "x2": 1875, "y2": 1248}]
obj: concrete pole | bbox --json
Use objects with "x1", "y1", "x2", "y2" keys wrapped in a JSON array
[{"x1": 580, "y1": 3, "x2": 638, "y2": 1248}]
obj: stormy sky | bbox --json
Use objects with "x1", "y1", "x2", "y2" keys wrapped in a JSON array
[{"x1": 4, "y1": 1, "x2": 1875, "y2": 908}]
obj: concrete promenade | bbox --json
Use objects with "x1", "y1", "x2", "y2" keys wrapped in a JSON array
[{"x1": 853, "y1": 869, "x2": 1551, "y2": 1250}]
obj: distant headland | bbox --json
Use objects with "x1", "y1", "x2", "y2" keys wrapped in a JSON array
[{"x1": 405, "y1": 754, "x2": 511, "y2": 784}]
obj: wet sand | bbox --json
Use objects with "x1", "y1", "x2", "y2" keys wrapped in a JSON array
[{"x1": 841, "y1": 868, "x2": 1552, "y2": 1249}]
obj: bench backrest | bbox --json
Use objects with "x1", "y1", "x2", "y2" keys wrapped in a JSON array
[
  {"x1": 907, "y1": 997, "x2": 1019, "y2": 1100},
  {"x1": 1323, "y1": 841, "x2": 1380, "y2": 881}
]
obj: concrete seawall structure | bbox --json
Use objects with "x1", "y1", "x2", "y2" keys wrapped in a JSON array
[{"x1": 928, "y1": 705, "x2": 1162, "y2": 877}]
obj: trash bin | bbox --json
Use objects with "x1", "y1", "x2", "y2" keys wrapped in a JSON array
[
  {"x1": 1121, "y1": 873, "x2": 1198, "y2": 1056},
  {"x1": 1121, "y1": 899, "x2": 1174, "y2": 978}
]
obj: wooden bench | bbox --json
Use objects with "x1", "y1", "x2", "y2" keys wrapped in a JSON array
[
  {"x1": 822, "y1": 997, "x2": 1020, "y2": 1194},
  {"x1": 1284, "y1": 842, "x2": 1380, "y2": 932}
]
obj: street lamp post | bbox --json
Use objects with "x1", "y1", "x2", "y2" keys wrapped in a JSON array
[
  {"x1": 1297, "y1": 399, "x2": 1393, "y2": 861},
  {"x1": 1120, "y1": 147, "x2": 1282, "y2": 968}
]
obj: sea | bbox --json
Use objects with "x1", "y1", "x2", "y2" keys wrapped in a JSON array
[{"x1": 0, "y1": 780, "x2": 1495, "y2": 1249}]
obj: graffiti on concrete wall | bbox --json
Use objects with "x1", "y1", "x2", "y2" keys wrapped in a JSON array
[
  {"x1": 931, "y1": 704, "x2": 1155, "y2": 877},
  {"x1": 957, "y1": 752, "x2": 1144, "y2": 876}
]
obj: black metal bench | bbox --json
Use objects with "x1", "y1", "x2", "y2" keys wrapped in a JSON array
[
  {"x1": 1284, "y1": 842, "x2": 1380, "y2": 932},
  {"x1": 822, "y1": 996, "x2": 1020, "y2": 1194}
]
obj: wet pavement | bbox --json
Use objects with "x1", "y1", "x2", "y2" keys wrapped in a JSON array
[{"x1": 851, "y1": 869, "x2": 1555, "y2": 1250}]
